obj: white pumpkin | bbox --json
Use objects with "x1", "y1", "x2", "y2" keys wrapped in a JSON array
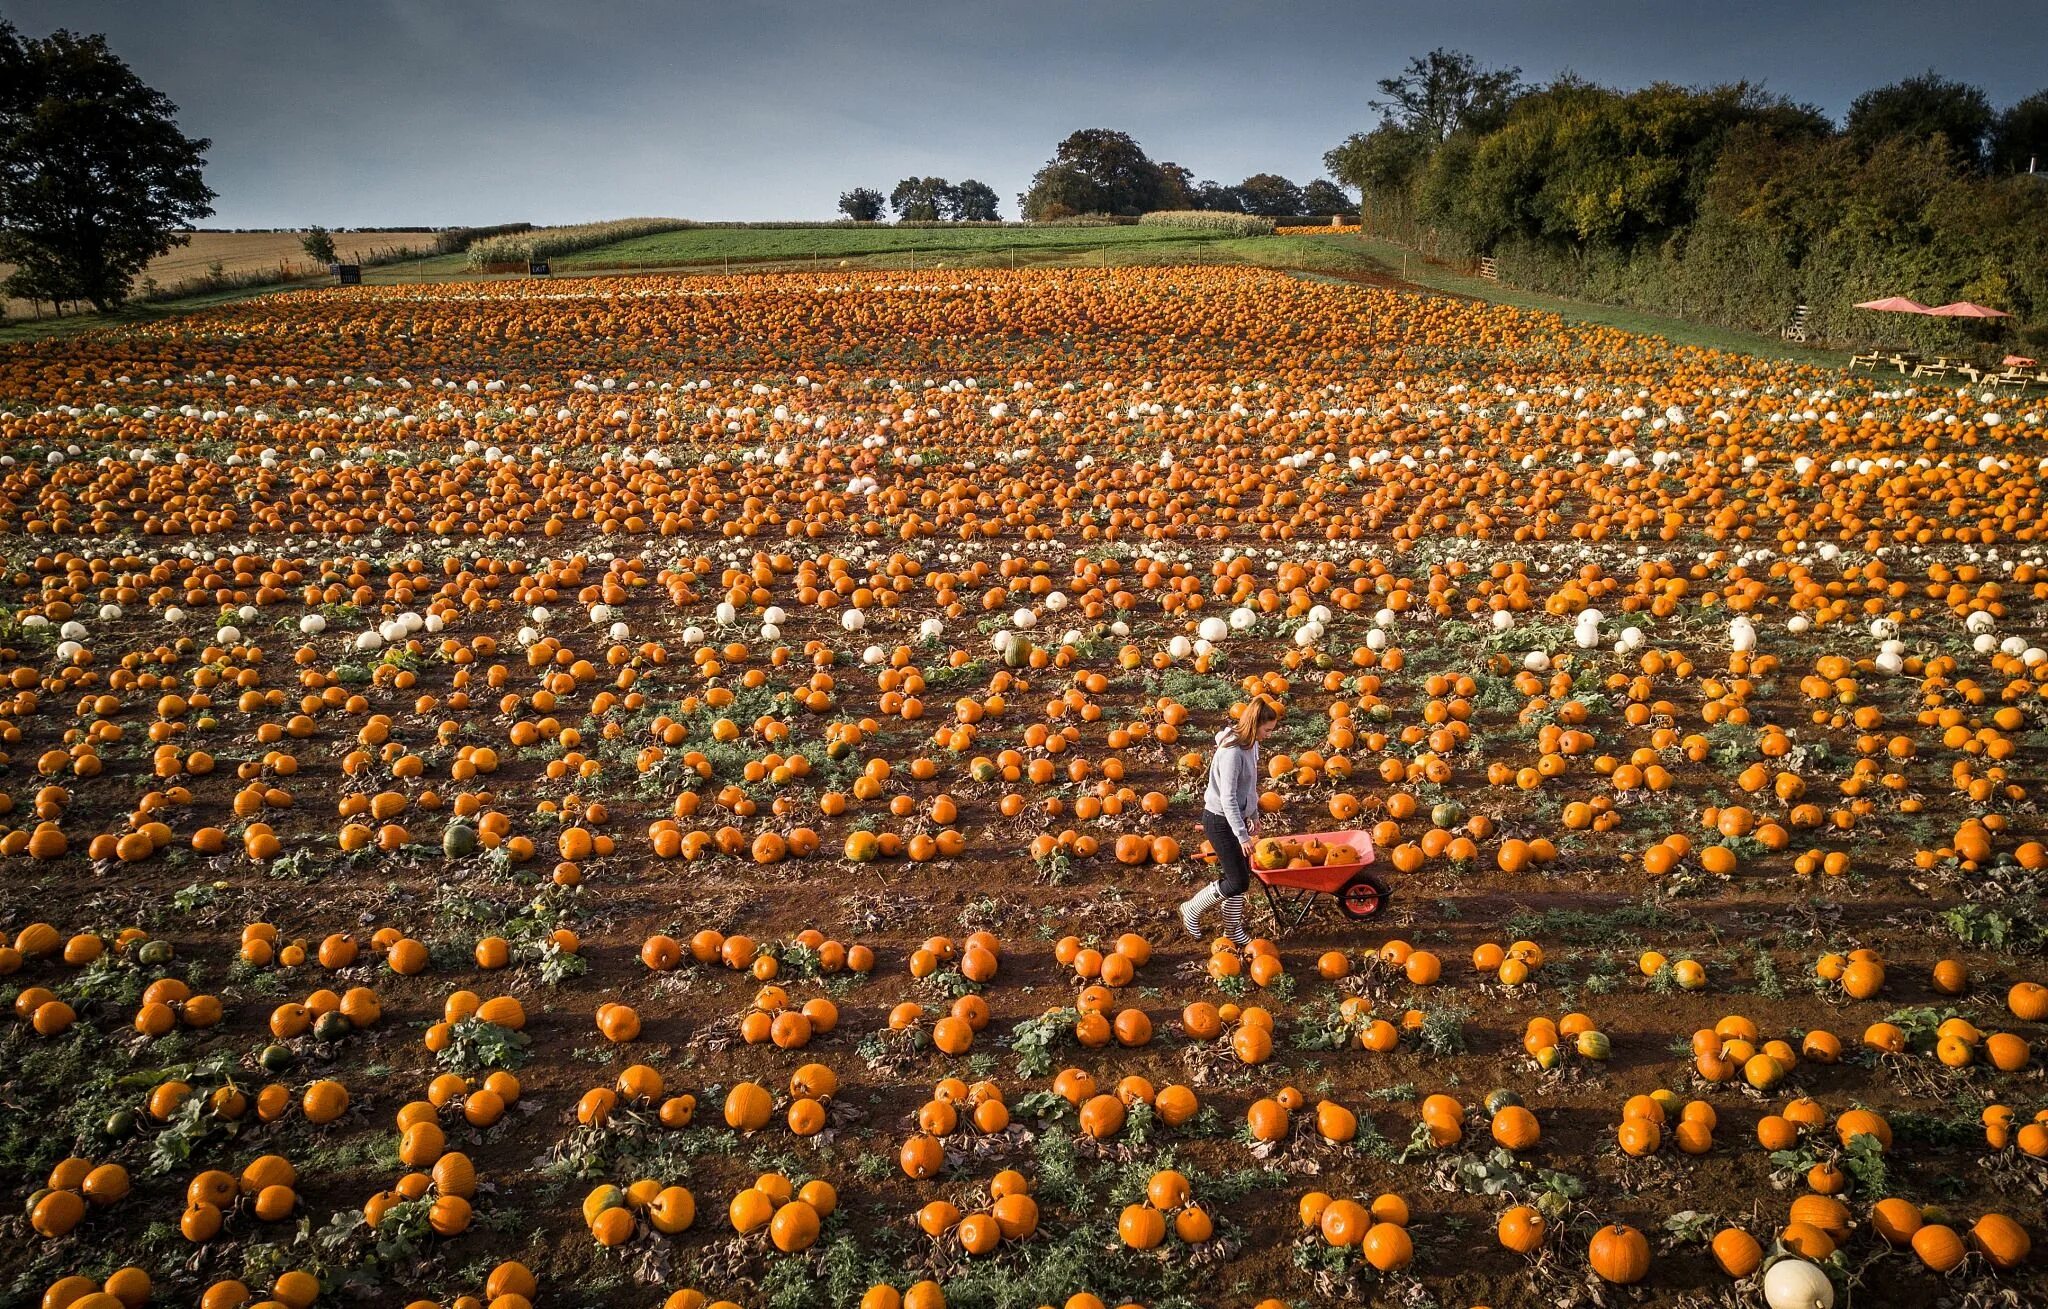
[{"x1": 1762, "y1": 1258, "x2": 1835, "y2": 1309}]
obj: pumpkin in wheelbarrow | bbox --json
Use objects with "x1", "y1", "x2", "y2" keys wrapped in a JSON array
[{"x1": 1252, "y1": 839, "x2": 1286, "y2": 870}]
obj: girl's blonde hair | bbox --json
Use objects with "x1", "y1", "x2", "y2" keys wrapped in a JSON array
[{"x1": 1237, "y1": 696, "x2": 1281, "y2": 740}]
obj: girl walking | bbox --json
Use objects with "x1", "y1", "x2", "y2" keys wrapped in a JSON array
[{"x1": 1179, "y1": 697, "x2": 1280, "y2": 948}]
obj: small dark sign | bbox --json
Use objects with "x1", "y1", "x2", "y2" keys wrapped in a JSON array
[
  {"x1": 529, "y1": 262, "x2": 551, "y2": 276},
  {"x1": 334, "y1": 264, "x2": 361, "y2": 285}
]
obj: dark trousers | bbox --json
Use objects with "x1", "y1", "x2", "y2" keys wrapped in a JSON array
[{"x1": 1202, "y1": 810, "x2": 1251, "y2": 897}]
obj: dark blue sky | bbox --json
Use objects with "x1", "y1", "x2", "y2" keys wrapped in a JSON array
[{"x1": 8, "y1": 0, "x2": 2044, "y2": 228}]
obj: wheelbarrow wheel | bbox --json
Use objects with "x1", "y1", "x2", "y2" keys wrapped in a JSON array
[{"x1": 1338, "y1": 871, "x2": 1391, "y2": 920}]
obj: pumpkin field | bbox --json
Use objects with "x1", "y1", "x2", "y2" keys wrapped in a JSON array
[{"x1": 2, "y1": 265, "x2": 2047, "y2": 1309}]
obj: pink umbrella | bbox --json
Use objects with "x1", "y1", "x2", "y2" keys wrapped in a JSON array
[
  {"x1": 1854, "y1": 296, "x2": 1934, "y2": 313},
  {"x1": 1927, "y1": 301, "x2": 2012, "y2": 318}
]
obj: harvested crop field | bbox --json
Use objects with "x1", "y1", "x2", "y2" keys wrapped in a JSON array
[
  {"x1": 2, "y1": 231, "x2": 437, "y2": 319},
  {"x1": 0, "y1": 266, "x2": 2044, "y2": 1309}
]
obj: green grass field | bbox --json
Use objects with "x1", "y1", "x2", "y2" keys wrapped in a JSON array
[{"x1": 551, "y1": 223, "x2": 1238, "y2": 268}]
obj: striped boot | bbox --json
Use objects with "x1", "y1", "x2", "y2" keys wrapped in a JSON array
[
  {"x1": 1179, "y1": 881, "x2": 1223, "y2": 938},
  {"x1": 1220, "y1": 895, "x2": 1251, "y2": 949}
]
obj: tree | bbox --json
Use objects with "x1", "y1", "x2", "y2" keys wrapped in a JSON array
[
  {"x1": 1302, "y1": 179, "x2": 1354, "y2": 215},
  {"x1": 1990, "y1": 90, "x2": 2048, "y2": 174},
  {"x1": 1190, "y1": 180, "x2": 1244, "y2": 212},
  {"x1": 0, "y1": 20, "x2": 215, "y2": 311},
  {"x1": 1020, "y1": 129, "x2": 1172, "y2": 219},
  {"x1": 1433, "y1": 78, "x2": 1831, "y2": 254},
  {"x1": 837, "y1": 188, "x2": 886, "y2": 221},
  {"x1": 950, "y1": 179, "x2": 1001, "y2": 221},
  {"x1": 1846, "y1": 71, "x2": 1995, "y2": 171},
  {"x1": 1235, "y1": 173, "x2": 1306, "y2": 217},
  {"x1": 1154, "y1": 162, "x2": 1196, "y2": 211},
  {"x1": 1325, "y1": 121, "x2": 1433, "y2": 213},
  {"x1": 890, "y1": 176, "x2": 953, "y2": 222},
  {"x1": 1017, "y1": 163, "x2": 1104, "y2": 221},
  {"x1": 1371, "y1": 48, "x2": 1524, "y2": 144},
  {"x1": 301, "y1": 225, "x2": 337, "y2": 265}
]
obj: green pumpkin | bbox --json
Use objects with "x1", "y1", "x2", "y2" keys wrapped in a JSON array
[
  {"x1": 1484, "y1": 1088, "x2": 1521, "y2": 1114},
  {"x1": 102, "y1": 1109, "x2": 137, "y2": 1139},
  {"x1": 442, "y1": 823, "x2": 478, "y2": 858},
  {"x1": 259, "y1": 1043, "x2": 297, "y2": 1072},
  {"x1": 313, "y1": 1010, "x2": 352, "y2": 1043},
  {"x1": 137, "y1": 940, "x2": 174, "y2": 966},
  {"x1": 1430, "y1": 802, "x2": 1466, "y2": 829}
]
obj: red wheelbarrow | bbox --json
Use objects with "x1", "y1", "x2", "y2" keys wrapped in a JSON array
[{"x1": 1205, "y1": 829, "x2": 1389, "y2": 935}]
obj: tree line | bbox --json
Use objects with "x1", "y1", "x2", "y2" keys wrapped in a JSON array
[
  {"x1": 837, "y1": 179, "x2": 1003, "y2": 223},
  {"x1": 841, "y1": 133, "x2": 1355, "y2": 224},
  {"x1": 1325, "y1": 49, "x2": 2048, "y2": 349},
  {"x1": 1013, "y1": 130, "x2": 1352, "y2": 220}
]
